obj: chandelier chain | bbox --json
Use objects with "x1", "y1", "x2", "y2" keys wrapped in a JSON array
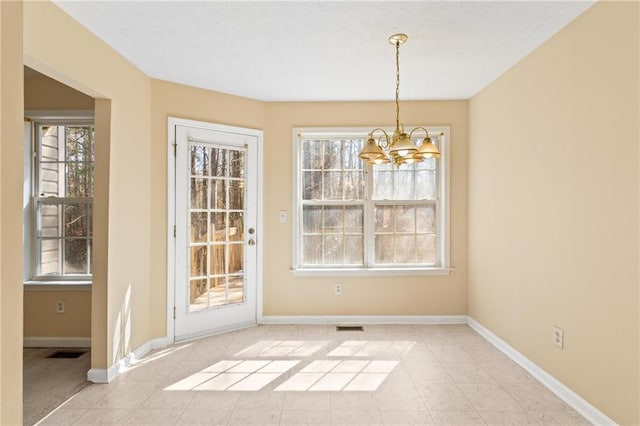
[
  {"x1": 395, "y1": 40, "x2": 400, "y2": 131},
  {"x1": 357, "y1": 33, "x2": 441, "y2": 166}
]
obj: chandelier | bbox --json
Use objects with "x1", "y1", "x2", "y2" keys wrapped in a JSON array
[{"x1": 358, "y1": 34, "x2": 440, "y2": 166}]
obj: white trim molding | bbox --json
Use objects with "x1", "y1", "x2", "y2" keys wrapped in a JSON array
[
  {"x1": 23, "y1": 337, "x2": 91, "y2": 348},
  {"x1": 261, "y1": 315, "x2": 467, "y2": 325},
  {"x1": 86, "y1": 336, "x2": 169, "y2": 384},
  {"x1": 467, "y1": 317, "x2": 616, "y2": 426}
]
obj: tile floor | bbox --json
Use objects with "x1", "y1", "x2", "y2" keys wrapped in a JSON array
[{"x1": 37, "y1": 324, "x2": 591, "y2": 425}]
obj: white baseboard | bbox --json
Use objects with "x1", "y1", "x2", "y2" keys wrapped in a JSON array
[
  {"x1": 467, "y1": 317, "x2": 616, "y2": 426},
  {"x1": 261, "y1": 315, "x2": 468, "y2": 325},
  {"x1": 86, "y1": 336, "x2": 169, "y2": 384},
  {"x1": 23, "y1": 337, "x2": 90, "y2": 348}
]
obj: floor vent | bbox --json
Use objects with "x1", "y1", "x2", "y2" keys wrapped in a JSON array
[
  {"x1": 46, "y1": 350, "x2": 88, "y2": 359},
  {"x1": 336, "y1": 325, "x2": 364, "y2": 332}
]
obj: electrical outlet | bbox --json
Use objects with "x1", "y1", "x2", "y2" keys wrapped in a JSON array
[
  {"x1": 56, "y1": 300, "x2": 65, "y2": 314},
  {"x1": 279, "y1": 210, "x2": 287, "y2": 223},
  {"x1": 553, "y1": 325, "x2": 563, "y2": 348},
  {"x1": 334, "y1": 283, "x2": 342, "y2": 296}
]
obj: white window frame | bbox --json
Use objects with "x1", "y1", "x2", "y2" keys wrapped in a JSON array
[
  {"x1": 24, "y1": 111, "x2": 94, "y2": 285},
  {"x1": 292, "y1": 127, "x2": 451, "y2": 277}
]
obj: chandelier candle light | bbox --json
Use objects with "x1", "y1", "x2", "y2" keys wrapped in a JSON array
[{"x1": 358, "y1": 33, "x2": 441, "y2": 166}]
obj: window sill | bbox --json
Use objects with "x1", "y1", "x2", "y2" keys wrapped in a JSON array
[
  {"x1": 24, "y1": 281, "x2": 92, "y2": 291},
  {"x1": 290, "y1": 267, "x2": 453, "y2": 277}
]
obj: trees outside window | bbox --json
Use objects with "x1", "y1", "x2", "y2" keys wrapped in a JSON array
[
  {"x1": 294, "y1": 128, "x2": 449, "y2": 272},
  {"x1": 33, "y1": 123, "x2": 94, "y2": 279}
]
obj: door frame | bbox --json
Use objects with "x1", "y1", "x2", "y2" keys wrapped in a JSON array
[{"x1": 166, "y1": 117, "x2": 264, "y2": 343}]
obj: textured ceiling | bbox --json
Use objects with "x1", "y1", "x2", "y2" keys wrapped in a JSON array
[{"x1": 52, "y1": 1, "x2": 595, "y2": 102}]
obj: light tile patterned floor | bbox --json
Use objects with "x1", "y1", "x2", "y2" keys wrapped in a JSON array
[{"x1": 37, "y1": 325, "x2": 591, "y2": 425}]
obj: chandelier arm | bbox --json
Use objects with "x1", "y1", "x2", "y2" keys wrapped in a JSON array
[
  {"x1": 368, "y1": 128, "x2": 391, "y2": 150},
  {"x1": 407, "y1": 126, "x2": 429, "y2": 139},
  {"x1": 395, "y1": 40, "x2": 401, "y2": 131}
]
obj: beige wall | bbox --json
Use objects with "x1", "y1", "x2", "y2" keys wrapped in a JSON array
[
  {"x1": 1, "y1": 1, "x2": 24, "y2": 423},
  {"x1": 24, "y1": 290, "x2": 91, "y2": 338},
  {"x1": 24, "y1": 67, "x2": 93, "y2": 110},
  {"x1": 468, "y1": 2, "x2": 639, "y2": 424},
  {"x1": 149, "y1": 79, "x2": 266, "y2": 336},
  {"x1": 24, "y1": 0, "x2": 152, "y2": 369},
  {"x1": 148, "y1": 84, "x2": 468, "y2": 330},
  {"x1": 263, "y1": 101, "x2": 468, "y2": 315}
]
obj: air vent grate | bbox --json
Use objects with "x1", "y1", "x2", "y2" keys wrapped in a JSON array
[
  {"x1": 336, "y1": 325, "x2": 364, "y2": 332},
  {"x1": 46, "y1": 350, "x2": 88, "y2": 359}
]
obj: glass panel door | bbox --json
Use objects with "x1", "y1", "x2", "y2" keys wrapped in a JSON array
[
  {"x1": 174, "y1": 123, "x2": 259, "y2": 341},
  {"x1": 188, "y1": 144, "x2": 246, "y2": 311}
]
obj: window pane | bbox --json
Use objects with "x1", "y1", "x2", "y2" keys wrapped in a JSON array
[
  {"x1": 229, "y1": 180, "x2": 244, "y2": 210},
  {"x1": 211, "y1": 148, "x2": 227, "y2": 177},
  {"x1": 303, "y1": 235, "x2": 322, "y2": 264},
  {"x1": 373, "y1": 171, "x2": 393, "y2": 200},
  {"x1": 40, "y1": 239, "x2": 60, "y2": 275},
  {"x1": 394, "y1": 171, "x2": 414, "y2": 199},
  {"x1": 303, "y1": 171, "x2": 322, "y2": 200},
  {"x1": 417, "y1": 206, "x2": 435, "y2": 233},
  {"x1": 66, "y1": 163, "x2": 92, "y2": 197},
  {"x1": 344, "y1": 171, "x2": 363, "y2": 200},
  {"x1": 210, "y1": 244, "x2": 226, "y2": 276},
  {"x1": 416, "y1": 157, "x2": 436, "y2": 170},
  {"x1": 64, "y1": 204, "x2": 88, "y2": 237},
  {"x1": 228, "y1": 275, "x2": 244, "y2": 304},
  {"x1": 343, "y1": 139, "x2": 363, "y2": 169},
  {"x1": 344, "y1": 206, "x2": 363, "y2": 234},
  {"x1": 324, "y1": 140, "x2": 342, "y2": 170},
  {"x1": 41, "y1": 204, "x2": 61, "y2": 237},
  {"x1": 415, "y1": 170, "x2": 436, "y2": 200},
  {"x1": 64, "y1": 239, "x2": 88, "y2": 274},
  {"x1": 323, "y1": 171, "x2": 343, "y2": 200},
  {"x1": 323, "y1": 207, "x2": 343, "y2": 233},
  {"x1": 395, "y1": 235, "x2": 416, "y2": 264},
  {"x1": 65, "y1": 127, "x2": 92, "y2": 162},
  {"x1": 395, "y1": 206, "x2": 415, "y2": 233},
  {"x1": 302, "y1": 140, "x2": 323, "y2": 169},
  {"x1": 375, "y1": 206, "x2": 394, "y2": 232},
  {"x1": 323, "y1": 235, "x2": 343, "y2": 264},
  {"x1": 228, "y1": 243, "x2": 244, "y2": 274},
  {"x1": 303, "y1": 206, "x2": 322, "y2": 233},
  {"x1": 229, "y1": 150, "x2": 245, "y2": 178},
  {"x1": 417, "y1": 234, "x2": 436, "y2": 264},
  {"x1": 191, "y1": 178, "x2": 208, "y2": 209},
  {"x1": 189, "y1": 278, "x2": 208, "y2": 310},
  {"x1": 210, "y1": 213, "x2": 227, "y2": 242},
  {"x1": 191, "y1": 212, "x2": 208, "y2": 243},
  {"x1": 375, "y1": 235, "x2": 394, "y2": 264},
  {"x1": 210, "y1": 276, "x2": 226, "y2": 307},
  {"x1": 211, "y1": 179, "x2": 226, "y2": 210},
  {"x1": 229, "y1": 212, "x2": 244, "y2": 242},
  {"x1": 190, "y1": 246, "x2": 207, "y2": 277},
  {"x1": 190, "y1": 145, "x2": 210, "y2": 176},
  {"x1": 344, "y1": 236, "x2": 363, "y2": 265}
]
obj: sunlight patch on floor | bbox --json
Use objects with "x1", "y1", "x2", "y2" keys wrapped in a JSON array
[
  {"x1": 165, "y1": 359, "x2": 300, "y2": 391},
  {"x1": 275, "y1": 360, "x2": 399, "y2": 392},
  {"x1": 234, "y1": 340, "x2": 327, "y2": 357}
]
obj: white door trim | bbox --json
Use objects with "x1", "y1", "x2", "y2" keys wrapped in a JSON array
[{"x1": 167, "y1": 117, "x2": 264, "y2": 343}]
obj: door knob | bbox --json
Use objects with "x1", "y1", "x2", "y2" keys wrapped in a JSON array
[{"x1": 248, "y1": 238, "x2": 256, "y2": 246}]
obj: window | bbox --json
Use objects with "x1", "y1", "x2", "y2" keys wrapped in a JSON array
[
  {"x1": 30, "y1": 121, "x2": 94, "y2": 280},
  {"x1": 293, "y1": 128, "x2": 450, "y2": 275}
]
